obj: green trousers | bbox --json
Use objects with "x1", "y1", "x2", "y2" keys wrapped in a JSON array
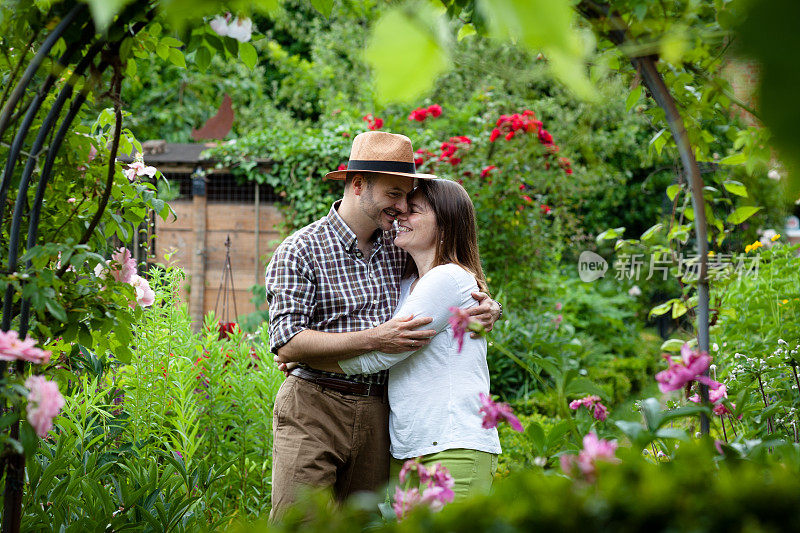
[{"x1": 390, "y1": 449, "x2": 499, "y2": 502}]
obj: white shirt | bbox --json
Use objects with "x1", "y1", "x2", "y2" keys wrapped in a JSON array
[{"x1": 339, "y1": 263, "x2": 502, "y2": 459}]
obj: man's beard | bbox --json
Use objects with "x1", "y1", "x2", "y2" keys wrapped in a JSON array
[{"x1": 361, "y1": 189, "x2": 398, "y2": 230}]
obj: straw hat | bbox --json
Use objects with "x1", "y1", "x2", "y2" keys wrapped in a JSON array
[{"x1": 324, "y1": 130, "x2": 437, "y2": 180}]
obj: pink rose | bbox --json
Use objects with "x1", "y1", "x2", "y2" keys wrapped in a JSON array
[{"x1": 25, "y1": 375, "x2": 65, "y2": 437}]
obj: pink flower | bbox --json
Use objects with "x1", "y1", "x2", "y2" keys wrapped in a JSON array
[
  {"x1": 394, "y1": 461, "x2": 454, "y2": 519},
  {"x1": 67, "y1": 197, "x2": 76, "y2": 204},
  {"x1": 123, "y1": 160, "x2": 157, "y2": 182},
  {"x1": 713, "y1": 403, "x2": 733, "y2": 416},
  {"x1": 561, "y1": 432, "x2": 619, "y2": 481},
  {"x1": 25, "y1": 375, "x2": 65, "y2": 437},
  {"x1": 568, "y1": 395, "x2": 608, "y2": 421},
  {"x1": 109, "y1": 247, "x2": 137, "y2": 284},
  {"x1": 553, "y1": 314, "x2": 563, "y2": 328},
  {"x1": 337, "y1": 163, "x2": 347, "y2": 170},
  {"x1": 448, "y1": 306, "x2": 477, "y2": 353},
  {"x1": 479, "y1": 392, "x2": 523, "y2": 431},
  {"x1": 555, "y1": 302, "x2": 562, "y2": 311},
  {"x1": 130, "y1": 274, "x2": 155, "y2": 308},
  {"x1": 655, "y1": 343, "x2": 720, "y2": 394},
  {"x1": 0, "y1": 330, "x2": 51, "y2": 364},
  {"x1": 393, "y1": 486, "x2": 421, "y2": 520}
]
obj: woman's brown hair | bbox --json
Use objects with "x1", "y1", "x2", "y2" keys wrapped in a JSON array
[{"x1": 404, "y1": 179, "x2": 489, "y2": 293}]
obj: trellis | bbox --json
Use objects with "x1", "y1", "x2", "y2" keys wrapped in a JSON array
[{"x1": 0, "y1": 3, "x2": 155, "y2": 530}]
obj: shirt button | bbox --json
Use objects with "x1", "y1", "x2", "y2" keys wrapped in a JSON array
[
  {"x1": 373, "y1": 300, "x2": 379, "y2": 305},
  {"x1": 433, "y1": 441, "x2": 438, "y2": 445}
]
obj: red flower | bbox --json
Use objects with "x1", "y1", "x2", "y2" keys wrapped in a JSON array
[
  {"x1": 540, "y1": 204, "x2": 552, "y2": 215},
  {"x1": 523, "y1": 195, "x2": 533, "y2": 203},
  {"x1": 489, "y1": 128, "x2": 501, "y2": 143},
  {"x1": 409, "y1": 108, "x2": 429, "y2": 122},
  {"x1": 481, "y1": 165, "x2": 497, "y2": 178},
  {"x1": 338, "y1": 163, "x2": 347, "y2": 171},
  {"x1": 414, "y1": 157, "x2": 424, "y2": 167},
  {"x1": 427, "y1": 104, "x2": 442, "y2": 117},
  {"x1": 448, "y1": 157, "x2": 461, "y2": 166},
  {"x1": 519, "y1": 183, "x2": 526, "y2": 190},
  {"x1": 505, "y1": 131, "x2": 515, "y2": 141},
  {"x1": 342, "y1": 132, "x2": 350, "y2": 138},
  {"x1": 362, "y1": 113, "x2": 384, "y2": 130},
  {"x1": 538, "y1": 129, "x2": 553, "y2": 144}
]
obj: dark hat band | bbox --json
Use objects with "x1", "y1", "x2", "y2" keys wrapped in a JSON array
[{"x1": 347, "y1": 159, "x2": 416, "y2": 174}]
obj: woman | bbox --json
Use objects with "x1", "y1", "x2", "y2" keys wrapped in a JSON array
[{"x1": 337, "y1": 178, "x2": 501, "y2": 500}]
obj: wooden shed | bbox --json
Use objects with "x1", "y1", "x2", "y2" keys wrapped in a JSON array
[{"x1": 138, "y1": 142, "x2": 283, "y2": 328}]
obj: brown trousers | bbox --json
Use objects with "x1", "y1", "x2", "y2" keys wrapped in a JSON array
[{"x1": 269, "y1": 375, "x2": 390, "y2": 520}]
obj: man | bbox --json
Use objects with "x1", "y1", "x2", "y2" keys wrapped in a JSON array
[{"x1": 265, "y1": 131, "x2": 500, "y2": 519}]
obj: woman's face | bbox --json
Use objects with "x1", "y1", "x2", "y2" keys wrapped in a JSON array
[{"x1": 394, "y1": 191, "x2": 438, "y2": 253}]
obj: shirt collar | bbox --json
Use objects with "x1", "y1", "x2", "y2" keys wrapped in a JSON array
[{"x1": 326, "y1": 200, "x2": 385, "y2": 255}]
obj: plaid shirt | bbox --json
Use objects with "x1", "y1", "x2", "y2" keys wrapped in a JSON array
[{"x1": 265, "y1": 200, "x2": 407, "y2": 385}]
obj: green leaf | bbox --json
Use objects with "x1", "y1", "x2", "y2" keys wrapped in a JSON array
[
  {"x1": 666, "y1": 183, "x2": 681, "y2": 201},
  {"x1": 86, "y1": 0, "x2": 132, "y2": 32},
  {"x1": 654, "y1": 428, "x2": 689, "y2": 441},
  {"x1": 596, "y1": 226, "x2": 625, "y2": 241},
  {"x1": 309, "y1": 0, "x2": 334, "y2": 17},
  {"x1": 565, "y1": 377, "x2": 607, "y2": 400},
  {"x1": 640, "y1": 223, "x2": 663, "y2": 242},
  {"x1": 239, "y1": 42, "x2": 258, "y2": 70},
  {"x1": 660, "y1": 338, "x2": 686, "y2": 353},
  {"x1": 718, "y1": 152, "x2": 747, "y2": 165},
  {"x1": 649, "y1": 299, "x2": 675, "y2": 318},
  {"x1": 168, "y1": 48, "x2": 186, "y2": 68},
  {"x1": 671, "y1": 300, "x2": 687, "y2": 319},
  {"x1": 479, "y1": 0, "x2": 595, "y2": 99},
  {"x1": 726, "y1": 205, "x2": 762, "y2": 224},
  {"x1": 457, "y1": 24, "x2": 477, "y2": 41},
  {"x1": 657, "y1": 404, "x2": 711, "y2": 429},
  {"x1": 365, "y1": 9, "x2": 449, "y2": 104},
  {"x1": 723, "y1": 180, "x2": 748, "y2": 197},
  {"x1": 526, "y1": 422, "x2": 546, "y2": 454},
  {"x1": 156, "y1": 43, "x2": 169, "y2": 61},
  {"x1": 45, "y1": 301, "x2": 67, "y2": 323},
  {"x1": 195, "y1": 46, "x2": 212, "y2": 71},
  {"x1": 649, "y1": 128, "x2": 668, "y2": 155},
  {"x1": 626, "y1": 85, "x2": 643, "y2": 112}
]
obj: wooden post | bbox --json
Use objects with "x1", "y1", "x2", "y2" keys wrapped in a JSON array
[{"x1": 190, "y1": 169, "x2": 207, "y2": 331}]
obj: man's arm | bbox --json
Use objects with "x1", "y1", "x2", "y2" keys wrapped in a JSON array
[
  {"x1": 467, "y1": 292, "x2": 502, "y2": 337},
  {"x1": 275, "y1": 314, "x2": 435, "y2": 364}
]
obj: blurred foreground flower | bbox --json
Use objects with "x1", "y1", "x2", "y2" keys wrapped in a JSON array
[
  {"x1": 479, "y1": 392, "x2": 523, "y2": 431},
  {"x1": 0, "y1": 330, "x2": 51, "y2": 364},
  {"x1": 25, "y1": 375, "x2": 65, "y2": 437},
  {"x1": 560, "y1": 432, "x2": 619, "y2": 482},
  {"x1": 394, "y1": 460, "x2": 455, "y2": 519}
]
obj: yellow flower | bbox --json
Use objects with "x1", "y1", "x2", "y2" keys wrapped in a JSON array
[
  {"x1": 771, "y1": 233, "x2": 781, "y2": 242},
  {"x1": 708, "y1": 250, "x2": 715, "y2": 257},
  {"x1": 783, "y1": 299, "x2": 789, "y2": 304},
  {"x1": 745, "y1": 244, "x2": 752, "y2": 253}
]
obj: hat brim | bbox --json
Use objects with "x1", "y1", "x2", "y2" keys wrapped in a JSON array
[{"x1": 323, "y1": 169, "x2": 437, "y2": 181}]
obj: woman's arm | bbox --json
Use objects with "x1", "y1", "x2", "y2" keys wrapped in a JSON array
[{"x1": 338, "y1": 266, "x2": 469, "y2": 375}]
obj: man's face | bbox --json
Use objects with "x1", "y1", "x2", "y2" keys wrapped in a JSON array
[{"x1": 357, "y1": 174, "x2": 415, "y2": 231}]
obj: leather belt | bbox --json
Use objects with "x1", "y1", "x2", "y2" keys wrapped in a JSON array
[{"x1": 289, "y1": 367, "x2": 385, "y2": 397}]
